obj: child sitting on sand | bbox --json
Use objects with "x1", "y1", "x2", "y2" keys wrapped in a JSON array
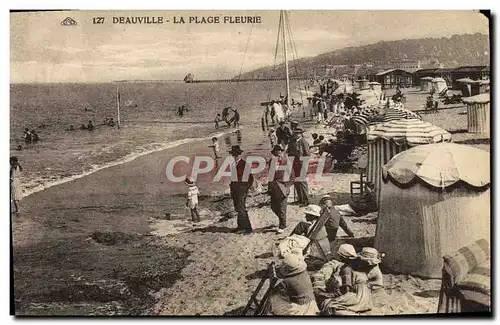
[
  {"x1": 208, "y1": 137, "x2": 220, "y2": 159},
  {"x1": 185, "y1": 177, "x2": 201, "y2": 223}
]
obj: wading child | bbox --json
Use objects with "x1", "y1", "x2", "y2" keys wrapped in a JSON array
[
  {"x1": 185, "y1": 177, "x2": 200, "y2": 223},
  {"x1": 214, "y1": 113, "x2": 221, "y2": 129}
]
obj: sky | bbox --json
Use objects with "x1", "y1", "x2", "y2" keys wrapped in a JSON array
[{"x1": 10, "y1": 10, "x2": 489, "y2": 83}]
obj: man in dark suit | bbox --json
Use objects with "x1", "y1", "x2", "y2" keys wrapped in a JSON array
[
  {"x1": 287, "y1": 128, "x2": 311, "y2": 207},
  {"x1": 229, "y1": 145, "x2": 254, "y2": 234},
  {"x1": 267, "y1": 144, "x2": 291, "y2": 234},
  {"x1": 319, "y1": 195, "x2": 355, "y2": 242}
]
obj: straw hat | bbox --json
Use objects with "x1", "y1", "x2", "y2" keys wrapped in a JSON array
[
  {"x1": 337, "y1": 244, "x2": 357, "y2": 260},
  {"x1": 319, "y1": 194, "x2": 332, "y2": 205},
  {"x1": 358, "y1": 247, "x2": 382, "y2": 265},
  {"x1": 293, "y1": 128, "x2": 305, "y2": 134},
  {"x1": 280, "y1": 253, "x2": 308, "y2": 277},
  {"x1": 304, "y1": 204, "x2": 321, "y2": 217}
]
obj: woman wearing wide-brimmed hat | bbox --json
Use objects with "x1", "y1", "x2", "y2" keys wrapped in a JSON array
[
  {"x1": 356, "y1": 247, "x2": 384, "y2": 291},
  {"x1": 312, "y1": 244, "x2": 374, "y2": 315},
  {"x1": 269, "y1": 252, "x2": 320, "y2": 315}
]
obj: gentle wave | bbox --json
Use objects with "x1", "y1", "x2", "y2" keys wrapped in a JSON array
[{"x1": 22, "y1": 128, "x2": 240, "y2": 198}]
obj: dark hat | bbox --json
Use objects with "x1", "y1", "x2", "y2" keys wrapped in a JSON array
[
  {"x1": 184, "y1": 176, "x2": 196, "y2": 186},
  {"x1": 271, "y1": 144, "x2": 284, "y2": 153},
  {"x1": 278, "y1": 120, "x2": 286, "y2": 125},
  {"x1": 293, "y1": 128, "x2": 305, "y2": 134},
  {"x1": 229, "y1": 145, "x2": 243, "y2": 155}
]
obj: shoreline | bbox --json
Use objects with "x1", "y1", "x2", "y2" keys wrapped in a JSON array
[{"x1": 20, "y1": 127, "x2": 239, "y2": 198}]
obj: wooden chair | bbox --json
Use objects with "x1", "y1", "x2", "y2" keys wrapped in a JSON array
[{"x1": 350, "y1": 172, "x2": 368, "y2": 199}]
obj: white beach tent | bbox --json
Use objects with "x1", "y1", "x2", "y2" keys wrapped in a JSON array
[
  {"x1": 420, "y1": 77, "x2": 434, "y2": 92},
  {"x1": 368, "y1": 82, "x2": 382, "y2": 94},
  {"x1": 366, "y1": 119, "x2": 452, "y2": 203},
  {"x1": 462, "y1": 93, "x2": 490, "y2": 136},
  {"x1": 358, "y1": 89, "x2": 381, "y2": 107},
  {"x1": 375, "y1": 143, "x2": 490, "y2": 278},
  {"x1": 430, "y1": 77, "x2": 448, "y2": 95}
]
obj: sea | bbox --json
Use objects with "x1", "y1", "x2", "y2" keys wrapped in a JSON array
[{"x1": 10, "y1": 80, "x2": 312, "y2": 197}]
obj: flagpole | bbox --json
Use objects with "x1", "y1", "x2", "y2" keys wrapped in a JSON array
[{"x1": 116, "y1": 85, "x2": 121, "y2": 129}]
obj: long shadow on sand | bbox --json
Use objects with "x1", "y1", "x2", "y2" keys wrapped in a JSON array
[
  {"x1": 188, "y1": 225, "x2": 275, "y2": 234},
  {"x1": 454, "y1": 138, "x2": 490, "y2": 145}
]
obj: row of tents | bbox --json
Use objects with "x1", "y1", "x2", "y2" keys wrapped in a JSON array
[
  {"x1": 344, "y1": 104, "x2": 489, "y2": 278},
  {"x1": 420, "y1": 76, "x2": 490, "y2": 97}
]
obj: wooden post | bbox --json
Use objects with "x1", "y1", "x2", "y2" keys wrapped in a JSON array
[{"x1": 116, "y1": 85, "x2": 121, "y2": 129}]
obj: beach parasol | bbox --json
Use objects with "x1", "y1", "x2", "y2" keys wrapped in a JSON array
[
  {"x1": 392, "y1": 106, "x2": 423, "y2": 120},
  {"x1": 367, "y1": 118, "x2": 452, "y2": 146},
  {"x1": 382, "y1": 142, "x2": 490, "y2": 188},
  {"x1": 381, "y1": 108, "x2": 413, "y2": 122}
]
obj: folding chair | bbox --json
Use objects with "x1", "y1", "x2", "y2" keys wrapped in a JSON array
[
  {"x1": 241, "y1": 262, "x2": 279, "y2": 316},
  {"x1": 242, "y1": 208, "x2": 332, "y2": 316}
]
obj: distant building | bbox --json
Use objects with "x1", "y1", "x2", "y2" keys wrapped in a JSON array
[
  {"x1": 450, "y1": 66, "x2": 490, "y2": 89},
  {"x1": 375, "y1": 69, "x2": 414, "y2": 89},
  {"x1": 382, "y1": 59, "x2": 422, "y2": 73}
]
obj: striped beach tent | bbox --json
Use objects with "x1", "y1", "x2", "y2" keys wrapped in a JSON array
[
  {"x1": 463, "y1": 93, "x2": 490, "y2": 136},
  {"x1": 366, "y1": 119, "x2": 452, "y2": 203}
]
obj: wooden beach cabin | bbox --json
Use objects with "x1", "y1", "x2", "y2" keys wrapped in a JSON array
[
  {"x1": 375, "y1": 69, "x2": 413, "y2": 89},
  {"x1": 420, "y1": 77, "x2": 434, "y2": 92},
  {"x1": 463, "y1": 93, "x2": 490, "y2": 136}
]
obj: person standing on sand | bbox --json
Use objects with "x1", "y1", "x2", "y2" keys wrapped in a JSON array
[
  {"x1": 208, "y1": 137, "x2": 221, "y2": 159},
  {"x1": 287, "y1": 128, "x2": 311, "y2": 206},
  {"x1": 276, "y1": 120, "x2": 292, "y2": 149},
  {"x1": 214, "y1": 113, "x2": 221, "y2": 129},
  {"x1": 268, "y1": 128, "x2": 278, "y2": 149},
  {"x1": 185, "y1": 176, "x2": 201, "y2": 223},
  {"x1": 229, "y1": 145, "x2": 254, "y2": 234},
  {"x1": 10, "y1": 156, "x2": 23, "y2": 215},
  {"x1": 267, "y1": 145, "x2": 291, "y2": 234},
  {"x1": 232, "y1": 108, "x2": 240, "y2": 128}
]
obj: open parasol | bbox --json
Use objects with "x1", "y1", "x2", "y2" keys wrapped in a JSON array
[
  {"x1": 382, "y1": 142, "x2": 490, "y2": 188},
  {"x1": 367, "y1": 118, "x2": 452, "y2": 146}
]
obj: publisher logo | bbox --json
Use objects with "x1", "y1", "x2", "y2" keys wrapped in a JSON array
[{"x1": 61, "y1": 17, "x2": 77, "y2": 26}]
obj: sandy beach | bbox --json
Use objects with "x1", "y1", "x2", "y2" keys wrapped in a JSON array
[{"x1": 12, "y1": 87, "x2": 489, "y2": 316}]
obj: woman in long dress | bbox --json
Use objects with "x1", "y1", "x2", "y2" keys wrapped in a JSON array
[{"x1": 10, "y1": 156, "x2": 23, "y2": 214}]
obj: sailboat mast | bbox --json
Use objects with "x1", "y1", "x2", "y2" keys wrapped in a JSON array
[{"x1": 281, "y1": 10, "x2": 291, "y2": 109}]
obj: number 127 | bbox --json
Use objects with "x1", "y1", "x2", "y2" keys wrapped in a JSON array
[{"x1": 93, "y1": 17, "x2": 105, "y2": 24}]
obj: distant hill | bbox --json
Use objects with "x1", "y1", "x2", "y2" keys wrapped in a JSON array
[{"x1": 238, "y1": 33, "x2": 490, "y2": 79}]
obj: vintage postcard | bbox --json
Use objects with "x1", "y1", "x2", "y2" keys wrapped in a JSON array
[{"x1": 10, "y1": 10, "x2": 491, "y2": 316}]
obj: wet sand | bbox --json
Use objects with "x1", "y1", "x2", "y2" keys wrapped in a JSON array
[{"x1": 13, "y1": 87, "x2": 487, "y2": 315}]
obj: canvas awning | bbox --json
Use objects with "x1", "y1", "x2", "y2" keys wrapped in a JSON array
[
  {"x1": 463, "y1": 93, "x2": 490, "y2": 104},
  {"x1": 431, "y1": 77, "x2": 446, "y2": 83},
  {"x1": 382, "y1": 143, "x2": 490, "y2": 188},
  {"x1": 420, "y1": 76, "x2": 434, "y2": 81},
  {"x1": 456, "y1": 78, "x2": 479, "y2": 84},
  {"x1": 367, "y1": 119, "x2": 452, "y2": 146}
]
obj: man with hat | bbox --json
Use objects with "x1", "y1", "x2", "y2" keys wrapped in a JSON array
[
  {"x1": 267, "y1": 144, "x2": 291, "y2": 233},
  {"x1": 319, "y1": 195, "x2": 355, "y2": 242},
  {"x1": 228, "y1": 145, "x2": 254, "y2": 234},
  {"x1": 287, "y1": 128, "x2": 311, "y2": 207},
  {"x1": 291, "y1": 204, "x2": 331, "y2": 261},
  {"x1": 275, "y1": 120, "x2": 292, "y2": 149},
  {"x1": 290, "y1": 120, "x2": 299, "y2": 131}
]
